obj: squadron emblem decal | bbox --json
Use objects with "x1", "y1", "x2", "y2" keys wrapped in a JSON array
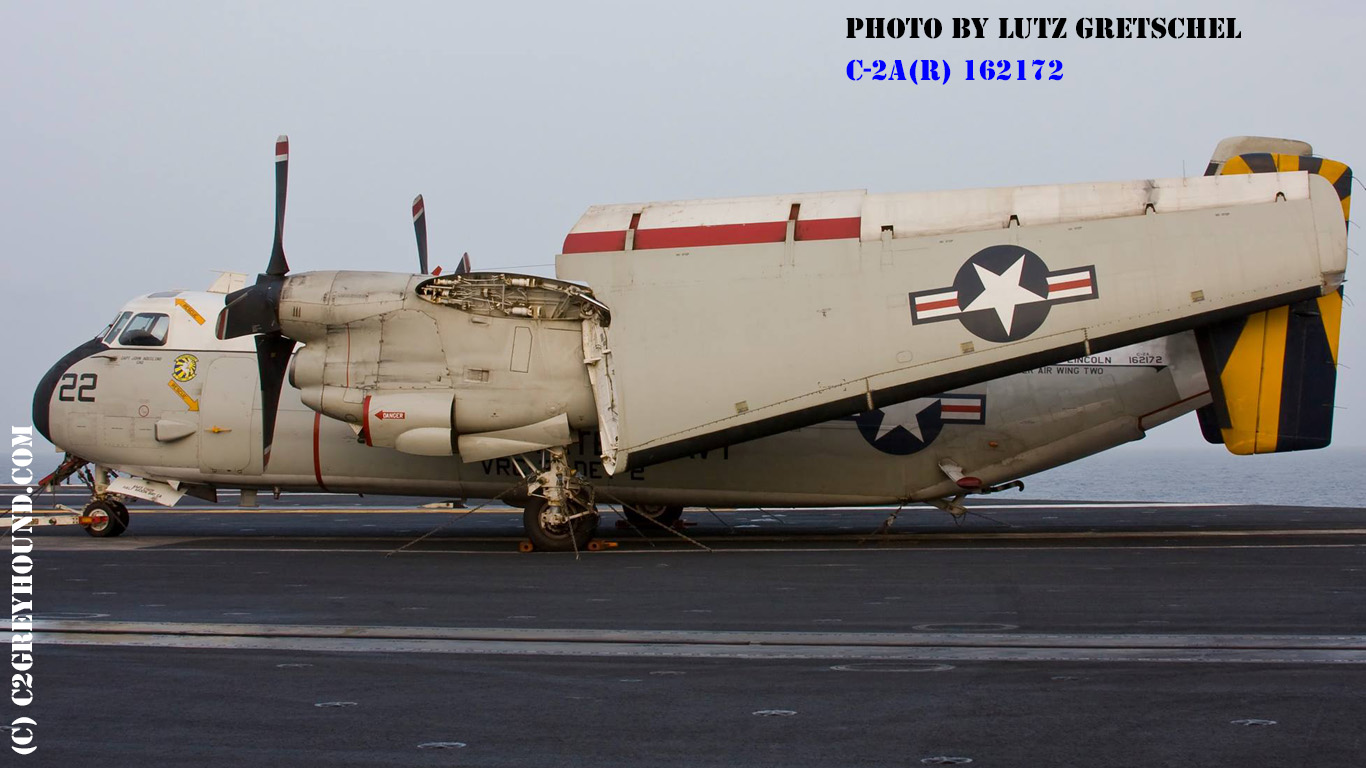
[
  {"x1": 172, "y1": 353, "x2": 198, "y2": 382},
  {"x1": 853, "y1": 394, "x2": 986, "y2": 456},
  {"x1": 909, "y1": 245, "x2": 1098, "y2": 343}
]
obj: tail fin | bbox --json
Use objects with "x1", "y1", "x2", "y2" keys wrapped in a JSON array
[{"x1": 1195, "y1": 137, "x2": 1351, "y2": 454}]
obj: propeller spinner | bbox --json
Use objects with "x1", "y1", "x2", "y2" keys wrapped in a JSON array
[{"x1": 214, "y1": 135, "x2": 298, "y2": 466}]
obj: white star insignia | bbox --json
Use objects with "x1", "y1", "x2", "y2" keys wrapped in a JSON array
[
  {"x1": 875, "y1": 398, "x2": 939, "y2": 442},
  {"x1": 961, "y1": 255, "x2": 1049, "y2": 336}
]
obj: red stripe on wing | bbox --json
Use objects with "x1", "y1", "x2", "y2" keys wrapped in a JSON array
[{"x1": 562, "y1": 217, "x2": 862, "y2": 254}]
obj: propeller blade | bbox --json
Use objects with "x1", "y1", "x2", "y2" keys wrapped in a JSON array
[
  {"x1": 216, "y1": 135, "x2": 300, "y2": 467},
  {"x1": 266, "y1": 135, "x2": 290, "y2": 277},
  {"x1": 412, "y1": 194, "x2": 428, "y2": 275},
  {"x1": 454, "y1": 252, "x2": 472, "y2": 275},
  {"x1": 254, "y1": 334, "x2": 296, "y2": 468}
]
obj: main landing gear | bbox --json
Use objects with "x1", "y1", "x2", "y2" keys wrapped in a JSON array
[
  {"x1": 521, "y1": 446, "x2": 599, "y2": 552},
  {"x1": 514, "y1": 448, "x2": 697, "y2": 551},
  {"x1": 623, "y1": 503, "x2": 683, "y2": 529}
]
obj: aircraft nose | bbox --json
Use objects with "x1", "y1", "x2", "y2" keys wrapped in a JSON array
[{"x1": 33, "y1": 337, "x2": 109, "y2": 443}]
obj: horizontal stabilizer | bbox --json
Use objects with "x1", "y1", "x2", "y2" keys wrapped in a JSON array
[{"x1": 560, "y1": 170, "x2": 1347, "y2": 471}]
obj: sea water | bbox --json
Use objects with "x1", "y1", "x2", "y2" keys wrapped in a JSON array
[{"x1": 1016, "y1": 444, "x2": 1366, "y2": 508}]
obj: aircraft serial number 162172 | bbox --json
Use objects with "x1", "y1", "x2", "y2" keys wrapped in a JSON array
[{"x1": 31, "y1": 135, "x2": 1351, "y2": 550}]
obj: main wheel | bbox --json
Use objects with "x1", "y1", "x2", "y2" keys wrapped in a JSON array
[
  {"x1": 523, "y1": 497, "x2": 598, "y2": 552},
  {"x1": 83, "y1": 499, "x2": 128, "y2": 538},
  {"x1": 624, "y1": 504, "x2": 683, "y2": 530}
]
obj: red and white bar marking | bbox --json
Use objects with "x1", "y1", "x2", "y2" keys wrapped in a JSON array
[
  {"x1": 1046, "y1": 268, "x2": 1096, "y2": 300},
  {"x1": 938, "y1": 394, "x2": 986, "y2": 424},
  {"x1": 912, "y1": 290, "x2": 962, "y2": 320}
]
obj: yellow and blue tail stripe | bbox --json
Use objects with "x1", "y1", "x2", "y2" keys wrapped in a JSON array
[{"x1": 1195, "y1": 152, "x2": 1350, "y2": 454}]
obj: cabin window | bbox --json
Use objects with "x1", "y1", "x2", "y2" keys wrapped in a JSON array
[
  {"x1": 117, "y1": 312, "x2": 170, "y2": 347},
  {"x1": 101, "y1": 312, "x2": 132, "y2": 343}
]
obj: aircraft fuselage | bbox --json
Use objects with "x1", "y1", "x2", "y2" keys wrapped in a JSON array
[{"x1": 35, "y1": 290, "x2": 1210, "y2": 508}]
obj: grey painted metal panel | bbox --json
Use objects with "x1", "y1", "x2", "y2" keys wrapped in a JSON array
[
  {"x1": 198, "y1": 357, "x2": 258, "y2": 473},
  {"x1": 510, "y1": 326, "x2": 532, "y2": 373}
]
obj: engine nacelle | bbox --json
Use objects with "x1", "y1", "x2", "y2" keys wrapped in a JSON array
[
  {"x1": 284, "y1": 270, "x2": 617, "y2": 463},
  {"x1": 278, "y1": 271, "x2": 410, "y2": 344}
]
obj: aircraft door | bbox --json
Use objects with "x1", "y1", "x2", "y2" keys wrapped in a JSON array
[{"x1": 199, "y1": 357, "x2": 259, "y2": 473}]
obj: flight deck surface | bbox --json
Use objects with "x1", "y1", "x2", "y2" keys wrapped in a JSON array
[{"x1": 19, "y1": 495, "x2": 1366, "y2": 767}]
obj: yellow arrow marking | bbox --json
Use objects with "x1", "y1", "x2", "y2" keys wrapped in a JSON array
[
  {"x1": 168, "y1": 379, "x2": 199, "y2": 411},
  {"x1": 175, "y1": 298, "x2": 206, "y2": 325}
]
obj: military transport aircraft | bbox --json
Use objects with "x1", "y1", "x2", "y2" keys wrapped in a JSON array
[{"x1": 30, "y1": 136, "x2": 1350, "y2": 550}]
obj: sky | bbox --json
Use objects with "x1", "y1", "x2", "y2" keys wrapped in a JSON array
[{"x1": 2, "y1": 0, "x2": 1362, "y2": 473}]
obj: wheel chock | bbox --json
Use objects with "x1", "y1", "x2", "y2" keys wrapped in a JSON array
[
  {"x1": 517, "y1": 540, "x2": 535, "y2": 553},
  {"x1": 586, "y1": 540, "x2": 618, "y2": 551}
]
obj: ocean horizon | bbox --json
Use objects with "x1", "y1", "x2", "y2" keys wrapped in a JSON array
[{"x1": 1014, "y1": 444, "x2": 1366, "y2": 508}]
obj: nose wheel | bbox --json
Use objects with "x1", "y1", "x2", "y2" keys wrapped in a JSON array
[{"x1": 82, "y1": 498, "x2": 129, "y2": 538}]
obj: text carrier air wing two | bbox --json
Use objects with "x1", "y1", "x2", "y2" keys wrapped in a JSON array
[{"x1": 558, "y1": 172, "x2": 1347, "y2": 472}]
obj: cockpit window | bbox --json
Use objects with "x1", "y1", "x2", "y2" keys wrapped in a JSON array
[
  {"x1": 101, "y1": 312, "x2": 132, "y2": 343},
  {"x1": 117, "y1": 312, "x2": 170, "y2": 347}
]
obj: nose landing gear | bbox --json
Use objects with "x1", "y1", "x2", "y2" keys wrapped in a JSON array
[
  {"x1": 36, "y1": 456, "x2": 132, "y2": 538},
  {"x1": 82, "y1": 498, "x2": 129, "y2": 538},
  {"x1": 79, "y1": 464, "x2": 132, "y2": 538}
]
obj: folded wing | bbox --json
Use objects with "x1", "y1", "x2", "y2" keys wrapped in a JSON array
[{"x1": 559, "y1": 170, "x2": 1347, "y2": 471}]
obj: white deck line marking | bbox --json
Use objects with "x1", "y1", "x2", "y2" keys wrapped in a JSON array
[
  {"x1": 35, "y1": 621, "x2": 1366, "y2": 648},
  {"x1": 32, "y1": 621, "x2": 1366, "y2": 664}
]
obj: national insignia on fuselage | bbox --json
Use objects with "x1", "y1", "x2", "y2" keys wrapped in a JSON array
[{"x1": 908, "y1": 246, "x2": 1098, "y2": 342}]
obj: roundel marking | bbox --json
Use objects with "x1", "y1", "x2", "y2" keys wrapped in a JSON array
[
  {"x1": 908, "y1": 245, "x2": 1098, "y2": 343},
  {"x1": 853, "y1": 394, "x2": 987, "y2": 456},
  {"x1": 854, "y1": 398, "x2": 946, "y2": 456}
]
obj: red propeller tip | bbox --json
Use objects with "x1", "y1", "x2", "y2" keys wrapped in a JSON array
[
  {"x1": 275, "y1": 135, "x2": 289, "y2": 161},
  {"x1": 412, "y1": 195, "x2": 425, "y2": 220}
]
